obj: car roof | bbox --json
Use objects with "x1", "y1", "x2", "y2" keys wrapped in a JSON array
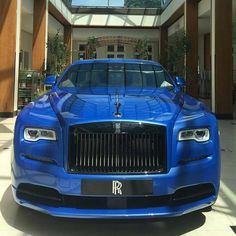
[{"x1": 71, "y1": 58, "x2": 162, "y2": 66}]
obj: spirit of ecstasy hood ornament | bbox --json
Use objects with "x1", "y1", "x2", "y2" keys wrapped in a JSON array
[{"x1": 113, "y1": 93, "x2": 122, "y2": 118}]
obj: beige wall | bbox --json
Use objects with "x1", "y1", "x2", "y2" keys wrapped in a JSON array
[
  {"x1": 73, "y1": 40, "x2": 159, "y2": 62},
  {"x1": 72, "y1": 27, "x2": 159, "y2": 62}
]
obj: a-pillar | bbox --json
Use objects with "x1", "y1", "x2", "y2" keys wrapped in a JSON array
[
  {"x1": 185, "y1": 0, "x2": 198, "y2": 98},
  {"x1": 211, "y1": 0, "x2": 233, "y2": 119},
  {"x1": 0, "y1": 0, "x2": 21, "y2": 117},
  {"x1": 64, "y1": 26, "x2": 73, "y2": 65},
  {"x1": 32, "y1": 0, "x2": 48, "y2": 72}
]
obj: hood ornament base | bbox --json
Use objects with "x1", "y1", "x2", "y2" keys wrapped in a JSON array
[{"x1": 113, "y1": 111, "x2": 122, "y2": 118}]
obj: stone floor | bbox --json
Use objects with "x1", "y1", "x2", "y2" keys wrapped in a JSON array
[{"x1": 0, "y1": 117, "x2": 236, "y2": 236}]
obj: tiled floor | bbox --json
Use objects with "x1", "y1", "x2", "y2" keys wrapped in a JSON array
[{"x1": 0, "y1": 117, "x2": 236, "y2": 236}]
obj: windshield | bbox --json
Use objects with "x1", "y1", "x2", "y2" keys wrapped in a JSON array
[{"x1": 59, "y1": 63, "x2": 174, "y2": 95}]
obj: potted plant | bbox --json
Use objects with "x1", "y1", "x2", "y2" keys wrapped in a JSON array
[
  {"x1": 134, "y1": 39, "x2": 149, "y2": 60},
  {"x1": 46, "y1": 30, "x2": 71, "y2": 76},
  {"x1": 167, "y1": 30, "x2": 191, "y2": 76},
  {"x1": 86, "y1": 37, "x2": 99, "y2": 59}
]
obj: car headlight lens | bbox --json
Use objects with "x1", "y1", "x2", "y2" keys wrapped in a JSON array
[
  {"x1": 178, "y1": 128, "x2": 210, "y2": 142},
  {"x1": 24, "y1": 128, "x2": 56, "y2": 141}
]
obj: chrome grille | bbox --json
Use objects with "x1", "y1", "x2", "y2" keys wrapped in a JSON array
[{"x1": 68, "y1": 122, "x2": 167, "y2": 174}]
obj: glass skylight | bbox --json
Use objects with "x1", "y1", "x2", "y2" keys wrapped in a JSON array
[
  {"x1": 72, "y1": 0, "x2": 124, "y2": 7},
  {"x1": 71, "y1": 0, "x2": 167, "y2": 8}
]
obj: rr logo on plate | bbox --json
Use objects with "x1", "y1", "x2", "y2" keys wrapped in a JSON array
[{"x1": 112, "y1": 180, "x2": 122, "y2": 195}]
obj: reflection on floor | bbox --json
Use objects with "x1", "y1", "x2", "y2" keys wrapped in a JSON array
[{"x1": 0, "y1": 117, "x2": 236, "y2": 236}]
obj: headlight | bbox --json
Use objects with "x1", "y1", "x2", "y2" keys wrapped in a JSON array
[
  {"x1": 24, "y1": 128, "x2": 56, "y2": 141},
  {"x1": 178, "y1": 128, "x2": 210, "y2": 142}
]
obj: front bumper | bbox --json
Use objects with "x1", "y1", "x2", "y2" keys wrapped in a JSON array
[
  {"x1": 12, "y1": 186, "x2": 216, "y2": 219},
  {"x1": 11, "y1": 154, "x2": 220, "y2": 219}
]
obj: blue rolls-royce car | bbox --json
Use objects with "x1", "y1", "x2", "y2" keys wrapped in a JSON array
[{"x1": 12, "y1": 59, "x2": 220, "y2": 218}]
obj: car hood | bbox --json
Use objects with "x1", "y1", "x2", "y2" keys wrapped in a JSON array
[{"x1": 49, "y1": 89, "x2": 183, "y2": 126}]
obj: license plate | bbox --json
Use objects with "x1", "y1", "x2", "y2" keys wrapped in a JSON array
[{"x1": 81, "y1": 180, "x2": 153, "y2": 196}]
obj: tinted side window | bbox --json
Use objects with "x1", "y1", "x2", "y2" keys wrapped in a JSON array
[
  {"x1": 77, "y1": 71, "x2": 90, "y2": 88},
  {"x1": 77, "y1": 64, "x2": 92, "y2": 89},
  {"x1": 60, "y1": 65, "x2": 79, "y2": 88},
  {"x1": 59, "y1": 64, "x2": 92, "y2": 88}
]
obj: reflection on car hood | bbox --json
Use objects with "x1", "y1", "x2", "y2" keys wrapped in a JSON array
[{"x1": 49, "y1": 89, "x2": 183, "y2": 126}]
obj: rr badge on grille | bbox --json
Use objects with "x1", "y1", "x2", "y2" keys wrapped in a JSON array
[
  {"x1": 112, "y1": 180, "x2": 123, "y2": 195},
  {"x1": 114, "y1": 123, "x2": 121, "y2": 134}
]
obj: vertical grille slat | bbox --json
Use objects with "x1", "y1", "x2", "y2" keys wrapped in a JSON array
[
  {"x1": 99, "y1": 133, "x2": 102, "y2": 169},
  {"x1": 68, "y1": 122, "x2": 166, "y2": 174},
  {"x1": 136, "y1": 134, "x2": 140, "y2": 170},
  {"x1": 147, "y1": 134, "x2": 151, "y2": 168},
  {"x1": 111, "y1": 134, "x2": 114, "y2": 171},
  {"x1": 107, "y1": 133, "x2": 110, "y2": 169},
  {"x1": 121, "y1": 134, "x2": 124, "y2": 170},
  {"x1": 125, "y1": 134, "x2": 128, "y2": 170},
  {"x1": 74, "y1": 129, "x2": 79, "y2": 168},
  {"x1": 83, "y1": 134, "x2": 87, "y2": 169},
  {"x1": 80, "y1": 134, "x2": 83, "y2": 169},
  {"x1": 151, "y1": 134, "x2": 155, "y2": 169},
  {"x1": 140, "y1": 134, "x2": 143, "y2": 171},
  {"x1": 115, "y1": 134, "x2": 118, "y2": 170},
  {"x1": 87, "y1": 134, "x2": 91, "y2": 168},
  {"x1": 91, "y1": 134, "x2": 95, "y2": 171},
  {"x1": 144, "y1": 134, "x2": 148, "y2": 168},
  {"x1": 95, "y1": 133, "x2": 98, "y2": 170},
  {"x1": 129, "y1": 135, "x2": 132, "y2": 171},
  {"x1": 103, "y1": 134, "x2": 106, "y2": 171}
]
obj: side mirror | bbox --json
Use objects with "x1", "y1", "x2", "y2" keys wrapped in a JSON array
[
  {"x1": 44, "y1": 75, "x2": 57, "y2": 86},
  {"x1": 175, "y1": 76, "x2": 186, "y2": 87}
]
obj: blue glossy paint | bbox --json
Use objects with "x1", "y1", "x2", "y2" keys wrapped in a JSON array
[
  {"x1": 44, "y1": 75, "x2": 57, "y2": 86},
  {"x1": 175, "y1": 76, "x2": 186, "y2": 87},
  {"x1": 12, "y1": 59, "x2": 220, "y2": 218}
]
